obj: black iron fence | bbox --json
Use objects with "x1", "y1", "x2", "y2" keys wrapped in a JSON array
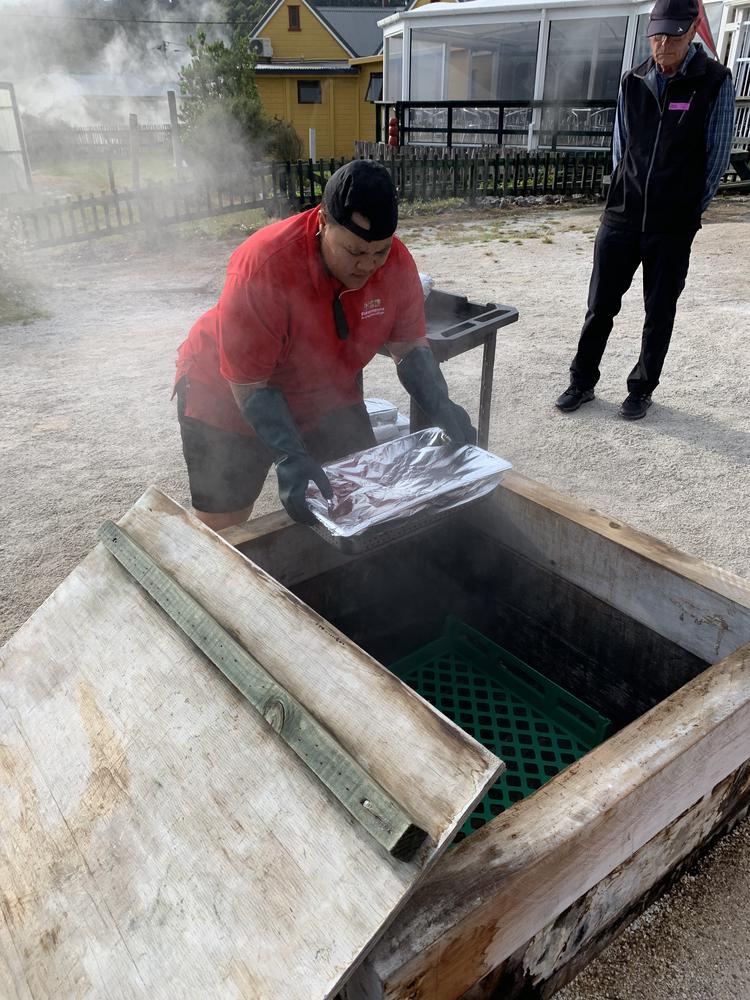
[
  {"x1": 281, "y1": 150, "x2": 610, "y2": 209},
  {"x1": 376, "y1": 100, "x2": 617, "y2": 151}
]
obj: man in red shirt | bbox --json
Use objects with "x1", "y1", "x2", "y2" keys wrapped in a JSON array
[{"x1": 175, "y1": 160, "x2": 474, "y2": 529}]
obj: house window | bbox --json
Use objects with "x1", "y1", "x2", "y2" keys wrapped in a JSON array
[
  {"x1": 298, "y1": 80, "x2": 322, "y2": 103},
  {"x1": 365, "y1": 72, "x2": 383, "y2": 102},
  {"x1": 409, "y1": 22, "x2": 539, "y2": 103},
  {"x1": 385, "y1": 34, "x2": 403, "y2": 101},
  {"x1": 288, "y1": 5, "x2": 300, "y2": 31},
  {"x1": 544, "y1": 17, "x2": 628, "y2": 100}
]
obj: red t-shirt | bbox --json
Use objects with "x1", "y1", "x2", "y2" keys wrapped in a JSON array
[{"x1": 175, "y1": 207, "x2": 426, "y2": 435}]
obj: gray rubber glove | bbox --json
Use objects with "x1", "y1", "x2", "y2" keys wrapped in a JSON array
[
  {"x1": 241, "y1": 387, "x2": 333, "y2": 525},
  {"x1": 397, "y1": 346, "x2": 477, "y2": 446}
]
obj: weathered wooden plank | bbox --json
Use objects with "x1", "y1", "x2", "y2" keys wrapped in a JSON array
[
  {"x1": 98, "y1": 520, "x2": 427, "y2": 860},
  {"x1": 464, "y1": 472, "x2": 750, "y2": 662},
  {"x1": 232, "y1": 477, "x2": 750, "y2": 660},
  {"x1": 461, "y1": 761, "x2": 750, "y2": 999},
  {"x1": 0, "y1": 487, "x2": 501, "y2": 1000},
  {"x1": 346, "y1": 641, "x2": 750, "y2": 1000},
  {"x1": 221, "y1": 510, "x2": 358, "y2": 586}
]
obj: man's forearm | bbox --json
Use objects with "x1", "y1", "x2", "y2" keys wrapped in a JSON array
[
  {"x1": 229, "y1": 380, "x2": 269, "y2": 410},
  {"x1": 387, "y1": 336, "x2": 429, "y2": 363},
  {"x1": 702, "y1": 74, "x2": 736, "y2": 212},
  {"x1": 612, "y1": 91, "x2": 627, "y2": 173}
]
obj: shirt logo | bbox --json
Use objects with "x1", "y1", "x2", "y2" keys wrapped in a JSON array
[{"x1": 361, "y1": 298, "x2": 385, "y2": 319}]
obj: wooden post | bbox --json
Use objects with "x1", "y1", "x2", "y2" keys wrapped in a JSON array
[
  {"x1": 5, "y1": 82, "x2": 34, "y2": 192},
  {"x1": 167, "y1": 90, "x2": 184, "y2": 181},
  {"x1": 129, "y1": 113, "x2": 140, "y2": 189},
  {"x1": 106, "y1": 151, "x2": 116, "y2": 194}
]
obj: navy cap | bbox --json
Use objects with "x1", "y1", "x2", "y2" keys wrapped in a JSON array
[
  {"x1": 322, "y1": 160, "x2": 398, "y2": 242},
  {"x1": 647, "y1": 0, "x2": 698, "y2": 36}
]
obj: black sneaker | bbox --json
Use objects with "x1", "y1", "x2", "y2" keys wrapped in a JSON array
[
  {"x1": 619, "y1": 393, "x2": 652, "y2": 420},
  {"x1": 555, "y1": 386, "x2": 595, "y2": 412}
]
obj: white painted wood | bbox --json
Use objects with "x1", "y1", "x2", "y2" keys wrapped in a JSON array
[{"x1": 0, "y1": 488, "x2": 502, "y2": 1000}]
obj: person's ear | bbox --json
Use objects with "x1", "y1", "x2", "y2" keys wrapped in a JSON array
[{"x1": 317, "y1": 208, "x2": 327, "y2": 235}]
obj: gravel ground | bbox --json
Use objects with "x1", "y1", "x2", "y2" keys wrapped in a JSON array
[{"x1": 1, "y1": 196, "x2": 748, "y2": 997}]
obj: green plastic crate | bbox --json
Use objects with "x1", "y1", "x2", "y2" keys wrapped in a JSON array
[{"x1": 390, "y1": 618, "x2": 611, "y2": 842}]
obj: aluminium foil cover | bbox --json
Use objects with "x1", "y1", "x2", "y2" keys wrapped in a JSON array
[{"x1": 307, "y1": 428, "x2": 512, "y2": 539}]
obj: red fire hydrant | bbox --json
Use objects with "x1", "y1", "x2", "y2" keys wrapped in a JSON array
[{"x1": 387, "y1": 116, "x2": 399, "y2": 147}]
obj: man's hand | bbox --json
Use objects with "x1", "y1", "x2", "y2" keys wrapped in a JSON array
[
  {"x1": 276, "y1": 455, "x2": 333, "y2": 525},
  {"x1": 436, "y1": 400, "x2": 477, "y2": 446},
  {"x1": 397, "y1": 345, "x2": 477, "y2": 446}
]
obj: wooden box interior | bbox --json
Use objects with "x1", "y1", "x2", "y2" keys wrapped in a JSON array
[{"x1": 240, "y1": 514, "x2": 708, "y2": 738}]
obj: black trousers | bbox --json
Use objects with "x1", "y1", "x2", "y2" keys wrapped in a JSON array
[{"x1": 570, "y1": 224, "x2": 696, "y2": 395}]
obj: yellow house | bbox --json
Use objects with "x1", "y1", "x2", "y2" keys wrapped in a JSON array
[{"x1": 251, "y1": 0, "x2": 395, "y2": 158}]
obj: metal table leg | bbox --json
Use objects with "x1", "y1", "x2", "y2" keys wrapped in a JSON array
[{"x1": 477, "y1": 332, "x2": 497, "y2": 450}]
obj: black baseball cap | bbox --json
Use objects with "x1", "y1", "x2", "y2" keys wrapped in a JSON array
[
  {"x1": 647, "y1": 0, "x2": 698, "y2": 36},
  {"x1": 322, "y1": 160, "x2": 398, "y2": 242}
]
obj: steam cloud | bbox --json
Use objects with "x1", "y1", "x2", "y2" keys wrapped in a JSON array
[{"x1": 0, "y1": 0, "x2": 229, "y2": 125}]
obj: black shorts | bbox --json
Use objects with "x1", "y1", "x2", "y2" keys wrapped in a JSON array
[{"x1": 176, "y1": 379, "x2": 377, "y2": 513}]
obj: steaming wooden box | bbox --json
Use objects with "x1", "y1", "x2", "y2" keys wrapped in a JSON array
[{"x1": 224, "y1": 471, "x2": 750, "y2": 1000}]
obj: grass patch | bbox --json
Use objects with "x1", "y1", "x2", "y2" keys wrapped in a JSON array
[
  {"x1": 33, "y1": 153, "x2": 178, "y2": 197},
  {"x1": 169, "y1": 207, "x2": 270, "y2": 243},
  {"x1": 400, "y1": 197, "x2": 467, "y2": 217},
  {"x1": 0, "y1": 278, "x2": 46, "y2": 326},
  {"x1": 426, "y1": 220, "x2": 555, "y2": 246}
]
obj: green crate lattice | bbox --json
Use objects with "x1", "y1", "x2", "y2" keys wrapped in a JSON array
[{"x1": 390, "y1": 618, "x2": 611, "y2": 842}]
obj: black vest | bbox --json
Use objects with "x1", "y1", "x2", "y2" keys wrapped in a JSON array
[{"x1": 603, "y1": 48, "x2": 729, "y2": 235}]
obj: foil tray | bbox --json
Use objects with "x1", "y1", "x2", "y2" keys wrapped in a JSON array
[{"x1": 306, "y1": 428, "x2": 512, "y2": 554}]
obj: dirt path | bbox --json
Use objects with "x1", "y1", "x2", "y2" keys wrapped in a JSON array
[{"x1": 1, "y1": 198, "x2": 749, "y2": 997}]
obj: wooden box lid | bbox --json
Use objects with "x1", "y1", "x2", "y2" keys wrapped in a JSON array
[{"x1": 0, "y1": 488, "x2": 502, "y2": 1000}]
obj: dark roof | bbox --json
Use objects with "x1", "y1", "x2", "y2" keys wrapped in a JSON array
[
  {"x1": 253, "y1": 0, "x2": 403, "y2": 60},
  {"x1": 315, "y1": 6, "x2": 391, "y2": 56},
  {"x1": 310, "y1": 0, "x2": 404, "y2": 6}
]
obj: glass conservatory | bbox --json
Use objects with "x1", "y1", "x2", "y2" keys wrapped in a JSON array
[{"x1": 379, "y1": 0, "x2": 725, "y2": 148}]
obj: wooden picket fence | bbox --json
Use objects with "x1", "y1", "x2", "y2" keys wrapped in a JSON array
[
  {"x1": 25, "y1": 124, "x2": 173, "y2": 165},
  {"x1": 10, "y1": 167, "x2": 282, "y2": 248},
  {"x1": 9, "y1": 151, "x2": 610, "y2": 248}
]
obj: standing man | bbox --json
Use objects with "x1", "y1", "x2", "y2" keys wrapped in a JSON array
[
  {"x1": 174, "y1": 159, "x2": 475, "y2": 530},
  {"x1": 555, "y1": 0, "x2": 735, "y2": 420}
]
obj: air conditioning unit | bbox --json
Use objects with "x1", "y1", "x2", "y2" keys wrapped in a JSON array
[{"x1": 249, "y1": 37, "x2": 273, "y2": 58}]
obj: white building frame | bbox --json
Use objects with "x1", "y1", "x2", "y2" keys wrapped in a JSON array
[
  {"x1": 718, "y1": 0, "x2": 750, "y2": 146},
  {"x1": 379, "y1": 0, "x2": 726, "y2": 104}
]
